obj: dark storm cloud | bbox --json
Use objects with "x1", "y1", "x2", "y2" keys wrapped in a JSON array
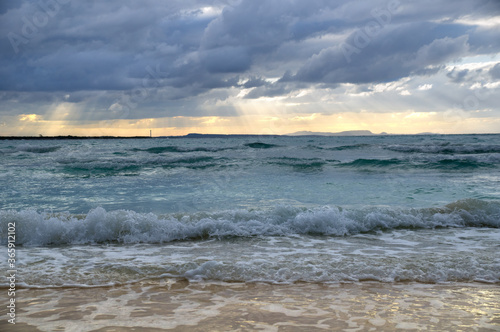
[
  {"x1": 291, "y1": 22, "x2": 471, "y2": 84},
  {"x1": 1, "y1": 0, "x2": 499, "y2": 120},
  {"x1": 200, "y1": 46, "x2": 251, "y2": 73}
]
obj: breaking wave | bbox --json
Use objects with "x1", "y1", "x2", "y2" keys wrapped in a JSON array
[{"x1": 2, "y1": 199, "x2": 499, "y2": 246}]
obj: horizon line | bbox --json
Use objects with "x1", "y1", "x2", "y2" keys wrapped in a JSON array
[{"x1": 2, "y1": 132, "x2": 500, "y2": 139}]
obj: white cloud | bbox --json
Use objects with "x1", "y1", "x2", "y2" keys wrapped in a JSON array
[{"x1": 418, "y1": 84, "x2": 433, "y2": 91}]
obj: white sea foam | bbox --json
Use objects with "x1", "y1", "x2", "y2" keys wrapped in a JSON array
[
  {"x1": 8, "y1": 226, "x2": 500, "y2": 287},
  {"x1": 1, "y1": 199, "x2": 499, "y2": 246}
]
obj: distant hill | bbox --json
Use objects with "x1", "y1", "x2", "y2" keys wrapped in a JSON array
[{"x1": 287, "y1": 130, "x2": 376, "y2": 136}]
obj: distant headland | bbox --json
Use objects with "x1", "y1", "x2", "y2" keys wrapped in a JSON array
[
  {"x1": 0, "y1": 135, "x2": 152, "y2": 140},
  {"x1": 287, "y1": 130, "x2": 380, "y2": 136}
]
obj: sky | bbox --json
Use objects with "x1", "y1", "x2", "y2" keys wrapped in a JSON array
[{"x1": 1, "y1": 0, "x2": 500, "y2": 136}]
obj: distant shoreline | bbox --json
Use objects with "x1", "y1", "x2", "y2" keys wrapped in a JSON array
[
  {"x1": 0, "y1": 136, "x2": 153, "y2": 140},
  {"x1": 0, "y1": 134, "x2": 281, "y2": 140},
  {"x1": 0, "y1": 132, "x2": 498, "y2": 140}
]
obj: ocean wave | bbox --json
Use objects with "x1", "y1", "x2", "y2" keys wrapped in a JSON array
[
  {"x1": 336, "y1": 157, "x2": 499, "y2": 170},
  {"x1": 63, "y1": 165, "x2": 142, "y2": 177},
  {"x1": 2, "y1": 199, "x2": 499, "y2": 246},
  {"x1": 385, "y1": 143, "x2": 500, "y2": 154},
  {"x1": 131, "y1": 146, "x2": 233, "y2": 153},
  {"x1": 161, "y1": 156, "x2": 225, "y2": 169},
  {"x1": 423, "y1": 159, "x2": 495, "y2": 170},
  {"x1": 302, "y1": 143, "x2": 372, "y2": 151},
  {"x1": 244, "y1": 142, "x2": 279, "y2": 149},
  {"x1": 268, "y1": 157, "x2": 327, "y2": 171},
  {"x1": 55, "y1": 155, "x2": 227, "y2": 177},
  {"x1": 15, "y1": 144, "x2": 61, "y2": 153},
  {"x1": 337, "y1": 158, "x2": 404, "y2": 168},
  {"x1": 328, "y1": 143, "x2": 372, "y2": 151},
  {"x1": 129, "y1": 142, "x2": 279, "y2": 154}
]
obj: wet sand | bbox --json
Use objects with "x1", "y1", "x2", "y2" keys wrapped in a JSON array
[{"x1": 1, "y1": 280, "x2": 499, "y2": 331}]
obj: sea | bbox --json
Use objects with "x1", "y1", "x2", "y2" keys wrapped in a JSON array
[{"x1": 1, "y1": 134, "x2": 499, "y2": 331}]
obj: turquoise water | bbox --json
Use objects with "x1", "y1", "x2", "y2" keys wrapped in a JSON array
[{"x1": 1, "y1": 134, "x2": 499, "y2": 286}]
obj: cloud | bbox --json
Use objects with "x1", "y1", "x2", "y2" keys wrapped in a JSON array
[
  {"x1": 200, "y1": 46, "x2": 251, "y2": 73},
  {"x1": 418, "y1": 84, "x2": 433, "y2": 91},
  {"x1": 447, "y1": 68, "x2": 469, "y2": 82},
  {"x1": 490, "y1": 63, "x2": 500, "y2": 79},
  {"x1": 244, "y1": 83, "x2": 291, "y2": 99},
  {"x1": 292, "y1": 25, "x2": 471, "y2": 85},
  {"x1": 0, "y1": 0, "x2": 500, "y2": 134},
  {"x1": 412, "y1": 35, "x2": 470, "y2": 65}
]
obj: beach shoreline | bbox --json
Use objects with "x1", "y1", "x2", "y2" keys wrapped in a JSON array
[{"x1": 1, "y1": 280, "x2": 499, "y2": 331}]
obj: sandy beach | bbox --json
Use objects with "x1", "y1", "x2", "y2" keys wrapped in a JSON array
[{"x1": 2, "y1": 280, "x2": 499, "y2": 331}]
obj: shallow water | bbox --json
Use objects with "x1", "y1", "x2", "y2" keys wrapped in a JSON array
[{"x1": 1, "y1": 281, "x2": 499, "y2": 331}]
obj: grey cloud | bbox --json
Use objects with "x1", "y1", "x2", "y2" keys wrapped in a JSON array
[
  {"x1": 2, "y1": 1, "x2": 497, "y2": 91},
  {"x1": 411, "y1": 65, "x2": 444, "y2": 77},
  {"x1": 241, "y1": 76, "x2": 267, "y2": 89},
  {"x1": 447, "y1": 68, "x2": 469, "y2": 83},
  {"x1": 292, "y1": 22, "x2": 472, "y2": 85},
  {"x1": 1, "y1": 0, "x2": 500, "y2": 121},
  {"x1": 490, "y1": 63, "x2": 500, "y2": 79},
  {"x1": 411, "y1": 35, "x2": 469, "y2": 66},
  {"x1": 244, "y1": 84, "x2": 290, "y2": 99},
  {"x1": 470, "y1": 32, "x2": 500, "y2": 55},
  {"x1": 201, "y1": 0, "x2": 335, "y2": 50},
  {"x1": 200, "y1": 46, "x2": 251, "y2": 73},
  {"x1": 0, "y1": 2, "x2": 22, "y2": 15}
]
